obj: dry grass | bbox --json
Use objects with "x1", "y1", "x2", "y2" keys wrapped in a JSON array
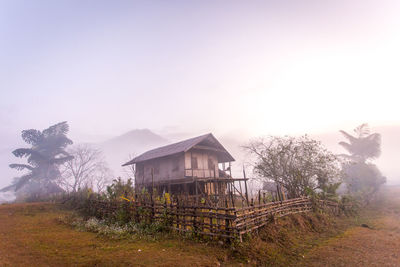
[{"x1": 231, "y1": 211, "x2": 357, "y2": 266}]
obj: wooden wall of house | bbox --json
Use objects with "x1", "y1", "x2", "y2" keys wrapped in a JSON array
[
  {"x1": 135, "y1": 149, "x2": 222, "y2": 186},
  {"x1": 135, "y1": 154, "x2": 185, "y2": 184},
  {"x1": 184, "y1": 149, "x2": 219, "y2": 178}
]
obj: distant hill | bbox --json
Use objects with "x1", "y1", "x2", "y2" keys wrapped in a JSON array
[
  {"x1": 99, "y1": 129, "x2": 169, "y2": 178},
  {"x1": 102, "y1": 129, "x2": 168, "y2": 148}
]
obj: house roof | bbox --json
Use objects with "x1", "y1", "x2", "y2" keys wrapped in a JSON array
[{"x1": 122, "y1": 133, "x2": 235, "y2": 166}]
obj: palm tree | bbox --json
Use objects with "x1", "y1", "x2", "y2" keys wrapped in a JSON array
[
  {"x1": 339, "y1": 123, "x2": 386, "y2": 197},
  {"x1": 339, "y1": 123, "x2": 381, "y2": 163},
  {"x1": 1, "y1": 121, "x2": 74, "y2": 192}
]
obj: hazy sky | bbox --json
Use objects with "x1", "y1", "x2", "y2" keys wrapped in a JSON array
[{"x1": 1, "y1": 0, "x2": 400, "y2": 140}]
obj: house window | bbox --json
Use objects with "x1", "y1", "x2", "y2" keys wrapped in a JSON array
[{"x1": 191, "y1": 156, "x2": 198, "y2": 169}]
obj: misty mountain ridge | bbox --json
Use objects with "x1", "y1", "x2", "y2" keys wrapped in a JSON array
[
  {"x1": 99, "y1": 129, "x2": 169, "y2": 178},
  {"x1": 102, "y1": 129, "x2": 168, "y2": 147}
]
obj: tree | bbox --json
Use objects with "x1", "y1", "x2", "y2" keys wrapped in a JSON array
[
  {"x1": 93, "y1": 164, "x2": 113, "y2": 193},
  {"x1": 339, "y1": 124, "x2": 386, "y2": 197},
  {"x1": 122, "y1": 153, "x2": 136, "y2": 180},
  {"x1": 339, "y1": 123, "x2": 381, "y2": 162},
  {"x1": 1, "y1": 121, "x2": 73, "y2": 193},
  {"x1": 244, "y1": 135, "x2": 342, "y2": 198},
  {"x1": 105, "y1": 177, "x2": 135, "y2": 200},
  {"x1": 59, "y1": 144, "x2": 112, "y2": 193}
]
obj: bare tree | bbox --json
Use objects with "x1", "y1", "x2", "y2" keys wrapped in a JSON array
[
  {"x1": 244, "y1": 135, "x2": 342, "y2": 198},
  {"x1": 93, "y1": 164, "x2": 113, "y2": 192},
  {"x1": 59, "y1": 144, "x2": 112, "y2": 193},
  {"x1": 122, "y1": 153, "x2": 136, "y2": 181}
]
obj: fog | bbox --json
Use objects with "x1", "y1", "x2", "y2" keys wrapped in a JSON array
[
  {"x1": 1, "y1": 0, "x2": 400, "y2": 190},
  {"x1": 0, "y1": 191, "x2": 16, "y2": 204}
]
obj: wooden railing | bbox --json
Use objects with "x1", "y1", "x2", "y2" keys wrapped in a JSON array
[{"x1": 234, "y1": 197, "x2": 313, "y2": 238}]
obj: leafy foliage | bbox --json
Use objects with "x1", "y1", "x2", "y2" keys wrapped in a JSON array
[
  {"x1": 245, "y1": 135, "x2": 343, "y2": 198},
  {"x1": 105, "y1": 177, "x2": 135, "y2": 200},
  {"x1": 61, "y1": 177, "x2": 172, "y2": 237},
  {"x1": 2, "y1": 121, "x2": 73, "y2": 193}
]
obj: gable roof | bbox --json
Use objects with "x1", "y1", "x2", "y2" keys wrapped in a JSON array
[{"x1": 122, "y1": 133, "x2": 234, "y2": 166}]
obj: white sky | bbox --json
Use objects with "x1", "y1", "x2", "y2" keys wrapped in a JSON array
[
  {"x1": 0, "y1": 0, "x2": 399, "y2": 139},
  {"x1": 1, "y1": 0, "x2": 400, "y2": 189}
]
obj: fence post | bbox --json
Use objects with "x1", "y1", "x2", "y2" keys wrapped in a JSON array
[
  {"x1": 176, "y1": 197, "x2": 180, "y2": 231},
  {"x1": 151, "y1": 169, "x2": 155, "y2": 222},
  {"x1": 243, "y1": 167, "x2": 249, "y2": 206},
  {"x1": 193, "y1": 204, "x2": 197, "y2": 236},
  {"x1": 225, "y1": 198, "x2": 231, "y2": 242}
]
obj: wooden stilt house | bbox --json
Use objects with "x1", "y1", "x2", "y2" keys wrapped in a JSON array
[{"x1": 122, "y1": 133, "x2": 240, "y2": 203}]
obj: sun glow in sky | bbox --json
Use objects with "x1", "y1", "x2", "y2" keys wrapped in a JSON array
[{"x1": 242, "y1": 44, "x2": 400, "y2": 135}]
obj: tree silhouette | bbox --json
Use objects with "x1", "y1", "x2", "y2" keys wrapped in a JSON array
[
  {"x1": 339, "y1": 123, "x2": 381, "y2": 162},
  {"x1": 1, "y1": 121, "x2": 74, "y2": 193},
  {"x1": 339, "y1": 123, "x2": 386, "y2": 199}
]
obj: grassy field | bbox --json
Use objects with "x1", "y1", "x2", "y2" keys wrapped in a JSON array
[{"x1": 1, "y1": 187, "x2": 400, "y2": 266}]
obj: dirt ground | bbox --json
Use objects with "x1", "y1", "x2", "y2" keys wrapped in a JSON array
[
  {"x1": 1, "y1": 189, "x2": 400, "y2": 266},
  {"x1": 300, "y1": 214, "x2": 400, "y2": 266}
]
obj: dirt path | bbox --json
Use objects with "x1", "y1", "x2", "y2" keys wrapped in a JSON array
[{"x1": 299, "y1": 211, "x2": 400, "y2": 267}]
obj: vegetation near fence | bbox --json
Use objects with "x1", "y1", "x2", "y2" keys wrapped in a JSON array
[{"x1": 64, "y1": 192, "x2": 352, "y2": 241}]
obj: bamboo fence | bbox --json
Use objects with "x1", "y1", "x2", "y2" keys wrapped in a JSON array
[{"x1": 77, "y1": 194, "x2": 351, "y2": 241}]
